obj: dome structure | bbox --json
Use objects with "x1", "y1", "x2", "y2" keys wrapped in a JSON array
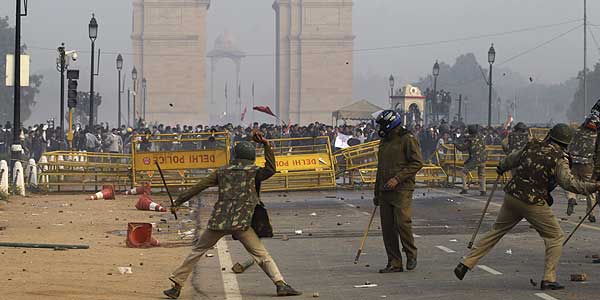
[{"x1": 208, "y1": 30, "x2": 245, "y2": 58}]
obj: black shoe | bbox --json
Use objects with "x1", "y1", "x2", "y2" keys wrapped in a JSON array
[
  {"x1": 378, "y1": 265, "x2": 404, "y2": 273},
  {"x1": 406, "y1": 258, "x2": 417, "y2": 271},
  {"x1": 163, "y1": 282, "x2": 182, "y2": 299},
  {"x1": 589, "y1": 215, "x2": 596, "y2": 223},
  {"x1": 540, "y1": 280, "x2": 564, "y2": 291},
  {"x1": 459, "y1": 189, "x2": 468, "y2": 195},
  {"x1": 276, "y1": 282, "x2": 302, "y2": 296},
  {"x1": 454, "y1": 263, "x2": 469, "y2": 280},
  {"x1": 479, "y1": 191, "x2": 487, "y2": 197},
  {"x1": 566, "y1": 198, "x2": 577, "y2": 216}
]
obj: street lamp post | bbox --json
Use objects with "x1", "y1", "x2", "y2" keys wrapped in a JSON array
[
  {"x1": 88, "y1": 14, "x2": 98, "y2": 129},
  {"x1": 57, "y1": 43, "x2": 66, "y2": 144},
  {"x1": 116, "y1": 54, "x2": 123, "y2": 128},
  {"x1": 132, "y1": 67, "x2": 138, "y2": 126},
  {"x1": 389, "y1": 74, "x2": 395, "y2": 106},
  {"x1": 487, "y1": 43, "x2": 496, "y2": 128},
  {"x1": 432, "y1": 60, "x2": 440, "y2": 123},
  {"x1": 142, "y1": 78, "x2": 147, "y2": 121}
]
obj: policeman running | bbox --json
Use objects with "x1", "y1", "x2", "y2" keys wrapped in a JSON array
[
  {"x1": 163, "y1": 130, "x2": 301, "y2": 298},
  {"x1": 456, "y1": 125, "x2": 487, "y2": 196},
  {"x1": 454, "y1": 124, "x2": 600, "y2": 290}
]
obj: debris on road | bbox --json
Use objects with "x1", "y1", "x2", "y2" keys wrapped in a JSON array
[
  {"x1": 205, "y1": 253, "x2": 214, "y2": 258},
  {"x1": 449, "y1": 239, "x2": 457, "y2": 242},
  {"x1": 570, "y1": 273, "x2": 588, "y2": 282},
  {"x1": 529, "y1": 279, "x2": 537, "y2": 287},
  {"x1": 232, "y1": 259, "x2": 255, "y2": 273},
  {"x1": 505, "y1": 249, "x2": 512, "y2": 255},
  {"x1": 117, "y1": 267, "x2": 133, "y2": 275},
  {"x1": 354, "y1": 282, "x2": 378, "y2": 288},
  {"x1": 312, "y1": 292, "x2": 320, "y2": 298},
  {"x1": 310, "y1": 212, "x2": 317, "y2": 216},
  {"x1": 281, "y1": 235, "x2": 289, "y2": 241},
  {"x1": 294, "y1": 230, "x2": 303, "y2": 235}
]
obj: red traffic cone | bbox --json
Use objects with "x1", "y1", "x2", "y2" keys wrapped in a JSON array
[
  {"x1": 135, "y1": 194, "x2": 167, "y2": 212},
  {"x1": 124, "y1": 183, "x2": 151, "y2": 195},
  {"x1": 88, "y1": 185, "x2": 115, "y2": 200},
  {"x1": 125, "y1": 222, "x2": 160, "y2": 248}
]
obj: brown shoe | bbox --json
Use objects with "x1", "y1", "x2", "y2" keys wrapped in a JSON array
[
  {"x1": 163, "y1": 281, "x2": 182, "y2": 299},
  {"x1": 378, "y1": 264, "x2": 404, "y2": 273}
]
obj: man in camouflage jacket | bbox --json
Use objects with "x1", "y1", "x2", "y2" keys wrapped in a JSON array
[
  {"x1": 454, "y1": 124, "x2": 600, "y2": 290},
  {"x1": 163, "y1": 131, "x2": 301, "y2": 298},
  {"x1": 456, "y1": 125, "x2": 488, "y2": 196},
  {"x1": 501, "y1": 122, "x2": 530, "y2": 154},
  {"x1": 566, "y1": 120, "x2": 597, "y2": 221}
]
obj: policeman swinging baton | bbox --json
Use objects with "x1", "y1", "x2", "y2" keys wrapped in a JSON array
[
  {"x1": 467, "y1": 175, "x2": 501, "y2": 249},
  {"x1": 563, "y1": 200, "x2": 600, "y2": 246},
  {"x1": 354, "y1": 206, "x2": 378, "y2": 264},
  {"x1": 155, "y1": 160, "x2": 178, "y2": 220}
]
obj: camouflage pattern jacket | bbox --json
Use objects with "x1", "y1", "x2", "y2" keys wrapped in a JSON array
[
  {"x1": 502, "y1": 131, "x2": 530, "y2": 154},
  {"x1": 175, "y1": 143, "x2": 276, "y2": 231},
  {"x1": 455, "y1": 133, "x2": 487, "y2": 165},
  {"x1": 501, "y1": 140, "x2": 596, "y2": 206},
  {"x1": 568, "y1": 126, "x2": 596, "y2": 165},
  {"x1": 375, "y1": 126, "x2": 424, "y2": 198}
]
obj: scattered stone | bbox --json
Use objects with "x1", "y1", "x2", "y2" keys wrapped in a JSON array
[
  {"x1": 36, "y1": 226, "x2": 41, "y2": 229},
  {"x1": 22, "y1": 250, "x2": 26, "y2": 254},
  {"x1": 79, "y1": 237, "x2": 84, "y2": 240},
  {"x1": 340, "y1": 197, "x2": 345, "y2": 200},
  {"x1": 281, "y1": 235, "x2": 289, "y2": 241},
  {"x1": 140, "y1": 262, "x2": 144, "y2": 266},
  {"x1": 361, "y1": 196, "x2": 364, "y2": 200},
  {"x1": 58, "y1": 210, "x2": 63, "y2": 213},
  {"x1": 337, "y1": 222, "x2": 342, "y2": 226},
  {"x1": 505, "y1": 249, "x2": 512, "y2": 255},
  {"x1": 529, "y1": 278, "x2": 537, "y2": 287},
  {"x1": 107, "y1": 273, "x2": 113, "y2": 276},
  {"x1": 356, "y1": 206, "x2": 361, "y2": 209},
  {"x1": 310, "y1": 212, "x2": 317, "y2": 217},
  {"x1": 312, "y1": 292, "x2": 320, "y2": 298},
  {"x1": 205, "y1": 253, "x2": 214, "y2": 258},
  {"x1": 308, "y1": 233, "x2": 313, "y2": 237},
  {"x1": 115, "y1": 218, "x2": 119, "y2": 221},
  {"x1": 294, "y1": 230, "x2": 303, "y2": 235},
  {"x1": 365, "y1": 264, "x2": 370, "y2": 267},
  {"x1": 22, "y1": 269, "x2": 26, "y2": 272},
  {"x1": 222, "y1": 267, "x2": 226, "y2": 271},
  {"x1": 570, "y1": 273, "x2": 587, "y2": 282}
]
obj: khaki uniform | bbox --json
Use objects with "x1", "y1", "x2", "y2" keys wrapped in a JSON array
[
  {"x1": 501, "y1": 130, "x2": 530, "y2": 154},
  {"x1": 567, "y1": 126, "x2": 597, "y2": 216},
  {"x1": 456, "y1": 133, "x2": 487, "y2": 193},
  {"x1": 374, "y1": 126, "x2": 424, "y2": 267},
  {"x1": 169, "y1": 144, "x2": 285, "y2": 287},
  {"x1": 462, "y1": 140, "x2": 597, "y2": 282}
]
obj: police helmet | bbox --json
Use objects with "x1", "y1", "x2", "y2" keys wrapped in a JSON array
[
  {"x1": 375, "y1": 110, "x2": 402, "y2": 137},
  {"x1": 548, "y1": 123, "x2": 574, "y2": 146},
  {"x1": 234, "y1": 141, "x2": 256, "y2": 161}
]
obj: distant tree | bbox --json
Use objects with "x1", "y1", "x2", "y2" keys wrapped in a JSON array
[
  {"x1": 0, "y1": 16, "x2": 43, "y2": 124},
  {"x1": 73, "y1": 91, "x2": 102, "y2": 128},
  {"x1": 567, "y1": 62, "x2": 600, "y2": 122}
]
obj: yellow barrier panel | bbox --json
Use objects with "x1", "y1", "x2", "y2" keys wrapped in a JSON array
[
  {"x1": 334, "y1": 140, "x2": 380, "y2": 185},
  {"x1": 131, "y1": 132, "x2": 230, "y2": 187},
  {"x1": 254, "y1": 136, "x2": 336, "y2": 192},
  {"x1": 38, "y1": 151, "x2": 131, "y2": 192},
  {"x1": 436, "y1": 144, "x2": 510, "y2": 184}
]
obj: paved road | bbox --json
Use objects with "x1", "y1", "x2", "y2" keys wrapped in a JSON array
[{"x1": 188, "y1": 187, "x2": 600, "y2": 300}]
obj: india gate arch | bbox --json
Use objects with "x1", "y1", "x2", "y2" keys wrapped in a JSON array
[{"x1": 132, "y1": 0, "x2": 353, "y2": 125}]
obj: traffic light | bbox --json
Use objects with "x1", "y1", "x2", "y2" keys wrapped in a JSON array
[{"x1": 67, "y1": 69, "x2": 79, "y2": 109}]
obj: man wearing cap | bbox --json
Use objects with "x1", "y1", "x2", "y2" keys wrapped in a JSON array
[
  {"x1": 565, "y1": 118, "x2": 597, "y2": 220},
  {"x1": 373, "y1": 110, "x2": 424, "y2": 273},
  {"x1": 502, "y1": 122, "x2": 530, "y2": 154},
  {"x1": 454, "y1": 124, "x2": 600, "y2": 290},
  {"x1": 163, "y1": 131, "x2": 301, "y2": 298}
]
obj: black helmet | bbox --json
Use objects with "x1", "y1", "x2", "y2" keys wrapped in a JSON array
[
  {"x1": 234, "y1": 141, "x2": 256, "y2": 161},
  {"x1": 548, "y1": 123, "x2": 573, "y2": 146},
  {"x1": 375, "y1": 110, "x2": 402, "y2": 137},
  {"x1": 514, "y1": 122, "x2": 527, "y2": 132},
  {"x1": 467, "y1": 124, "x2": 478, "y2": 135}
]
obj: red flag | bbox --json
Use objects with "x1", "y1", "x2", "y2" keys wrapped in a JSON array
[
  {"x1": 241, "y1": 107, "x2": 247, "y2": 121},
  {"x1": 253, "y1": 106, "x2": 276, "y2": 117}
]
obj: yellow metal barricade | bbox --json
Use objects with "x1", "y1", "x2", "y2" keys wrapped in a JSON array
[
  {"x1": 255, "y1": 136, "x2": 336, "y2": 191},
  {"x1": 436, "y1": 144, "x2": 510, "y2": 184},
  {"x1": 334, "y1": 140, "x2": 380, "y2": 185},
  {"x1": 38, "y1": 151, "x2": 131, "y2": 192},
  {"x1": 131, "y1": 132, "x2": 230, "y2": 187},
  {"x1": 356, "y1": 164, "x2": 446, "y2": 186}
]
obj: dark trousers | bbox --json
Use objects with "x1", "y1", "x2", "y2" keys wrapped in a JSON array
[{"x1": 379, "y1": 190, "x2": 417, "y2": 267}]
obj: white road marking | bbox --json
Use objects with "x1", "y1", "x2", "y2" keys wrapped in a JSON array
[
  {"x1": 534, "y1": 293, "x2": 559, "y2": 300},
  {"x1": 361, "y1": 211, "x2": 370, "y2": 216},
  {"x1": 412, "y1": 234, "x2": 421, "y2": 238},
  {"x1": 435, "y1": 245, "x2": 456, "y2": 253},
  {"x1": 477, "y1": 265, "x2": 502, "y2": 275},
  {"x1": 345, "y1": 203, "x2": 356, "y2": 208},
  {"x1": 216, "y1": 239, "x2": 243, "y2": 300}
]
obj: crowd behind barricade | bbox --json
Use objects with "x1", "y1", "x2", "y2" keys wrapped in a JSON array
[{"x1": 0, "y1": 118, "x2": 543, "y2": 163}]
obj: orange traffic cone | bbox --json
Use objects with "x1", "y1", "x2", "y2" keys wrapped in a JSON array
[
  {"x1": 88, "y1": 185, "x2": 115, "y2": 200},
  {"x1": 124, "y1": 183, "x2": 151, "y2": 195},
  {"x1": 125, "y1": 222, "x2": 160, "y2": 248},
  {"x1": 135, "y1": 194, "x2": 167, "y2": 212}
]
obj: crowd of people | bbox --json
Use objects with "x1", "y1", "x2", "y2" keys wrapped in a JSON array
[{"x1": 0, "y1": 118, "x2": 538, "y2": 163}]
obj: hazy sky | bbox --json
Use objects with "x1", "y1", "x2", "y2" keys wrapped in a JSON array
[{"x1": 3, "y1": 0, "x2": 600, "y2": 124}]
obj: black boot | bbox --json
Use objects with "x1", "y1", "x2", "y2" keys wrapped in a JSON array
[
  {"x1": 540, "y1": 280, "x2": 565, "y2": 290},
  {"x1": 163, "y1": 281, "x2": 182, "y2": 299},
  {"x1": 406, "y1": 257, "x2": 417, "y2": 271},
  {"x1": 566, "y1": 198, "x2": 577, "y2": 216},
  {"x1": 275, "y1": 281, "x2": 302, "y2": 297},
  {"x1": 378, "y1": 264, "x2": 404, "y2": 273},
  {"x1": 589, "y1": 215, "x2": 596, "y2": 223},
  {"x1": 454, "y1": 263, "x2": 469, "y2": 280}
]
